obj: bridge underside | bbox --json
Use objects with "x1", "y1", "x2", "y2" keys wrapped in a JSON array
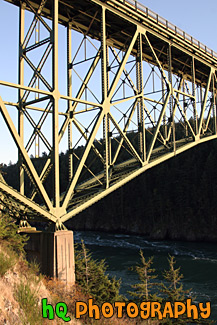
[{"x1": 1, "y1": 0, "x2": 217, "y2": 229}]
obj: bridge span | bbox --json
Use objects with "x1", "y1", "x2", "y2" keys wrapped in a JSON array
[{"x1": 0, "y1": 0, "x2": 217, "y2": 281}]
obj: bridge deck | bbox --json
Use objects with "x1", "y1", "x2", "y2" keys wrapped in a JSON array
[
  {"x1": 4, "y1": 0, "x2": 217, "y2": 86},
  {"x1": 59, "y1": 133, "x2": 217, "y2": 222}
]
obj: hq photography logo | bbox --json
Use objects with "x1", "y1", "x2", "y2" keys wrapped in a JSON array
[{"x1": 41, "y1": 298, "x2": 211, "y2": 322}]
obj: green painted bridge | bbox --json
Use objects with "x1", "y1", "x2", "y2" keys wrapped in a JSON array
[{"x1": 1, "y1": 0, "x2": 217, "y2": 230}]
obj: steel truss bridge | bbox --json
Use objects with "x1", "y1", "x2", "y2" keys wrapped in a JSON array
[{"x1": 1, "y1": 0, "x2": 217, "y2": 230}]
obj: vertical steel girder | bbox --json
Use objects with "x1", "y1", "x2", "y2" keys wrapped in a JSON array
[
  {"x1": 136, "y1": 33, "x2": 146, "y2": 162},
  {"x1": 0, "y1": 0, "x2": 217, "y2": 226},
  {"x1": 101, "y1": 7, "x2": 109, "y2": 188},
  {"x1": 52, "y1": 0, "x2": 60, "y2": 210},
  {"x1": 18, "y1": 3, "x2": 25, "y2": 195},
  {"x1": 67, "y1": 23, "x2": 73, "y2": 181},
  {"x1": 198, "y1": 69, "x2": 213, "y2": 135}
]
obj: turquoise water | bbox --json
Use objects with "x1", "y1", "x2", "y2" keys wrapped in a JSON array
[{"x1": 74, "y1": 231, "x2": 217, "y2": 322}]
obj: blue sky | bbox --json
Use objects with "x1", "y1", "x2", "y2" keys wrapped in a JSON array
[
  {"x1": 142, "y1": 0, "x2": 217, "y2": 52},
  {"x1": 0, "y1": 0, "x2": 216, "y2": 164}
]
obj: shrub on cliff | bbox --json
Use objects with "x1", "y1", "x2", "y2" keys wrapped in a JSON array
[{"x1": 0, "y1": 212, "x2": 28, "y2": 254}]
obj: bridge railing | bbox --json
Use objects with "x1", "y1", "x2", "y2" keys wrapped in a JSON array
[{"x1": 122, "y1": 0, "x2": 217, "y2": 59}]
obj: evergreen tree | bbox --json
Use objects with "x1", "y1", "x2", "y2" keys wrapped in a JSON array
[
  {"x1": 74, "y1": 240, "x2": 121, "y2": 304},
  {"x1": 160, "y1": 255, "x2": 188, "y2": 303},
  {"x1": 160, "y1": 255, "x2": 211, "y2": 324},
  {"x1": 129, "y1": 250, "x2": 161, "y2": 302}
]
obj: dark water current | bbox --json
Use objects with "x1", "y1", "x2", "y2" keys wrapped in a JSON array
[{"x1": 74, "y1": 231, "x2": 217, "y2": 322}]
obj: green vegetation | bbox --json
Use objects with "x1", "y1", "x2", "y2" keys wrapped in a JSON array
[
  {"x1": 0, "y1": 214, "x2": 42, "y2": 324},
  {"x1": 0, "y1": 251, "x2": 15, "y2": 277},
  {"x1": 0, "y1": 212, "x2": 28, "y2": 277},
  {"x1": 129, "y1": 251, "x2": 160, "y2": 302},
  {"x1": 129, "y1": 252, "x2": 212, "y2": 324},
  {"x1": 14, "y1": 280, "x2": 41, "y2": 324},
  {"x1": 0, "y1": 212, "x2": 28, "y2": 254},
  {"x1": 75, "y1": 240, "x2": 121, "y2": 304},
  {"x1": 160, "y1": 255, "x2": 189, "y2": 303}
]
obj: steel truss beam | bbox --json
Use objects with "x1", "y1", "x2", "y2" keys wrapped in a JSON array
[{"x1": 0, "y1": 0, "x2": 217, "y2": 228}]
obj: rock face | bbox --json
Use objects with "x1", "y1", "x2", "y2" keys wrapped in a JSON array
[
  {"x1": 0, "y1": 243, "x2": 81, "y2": 325},
  {"x1": 66, "y1": 142, "x2": 217, "y2": 243}
]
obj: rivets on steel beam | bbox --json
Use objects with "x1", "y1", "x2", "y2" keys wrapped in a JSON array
[{"x1": 138, "y1": 122, "x2": 142, "y2": 132}]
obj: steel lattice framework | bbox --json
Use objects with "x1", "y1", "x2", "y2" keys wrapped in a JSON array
[{"x1": 1, "y1": 0, "x2": 217, "y2": 229}]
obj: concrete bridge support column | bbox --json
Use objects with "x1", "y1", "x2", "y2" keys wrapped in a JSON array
[{"x1": 22, "y1": 230, "x2": 75, "y2": 285}]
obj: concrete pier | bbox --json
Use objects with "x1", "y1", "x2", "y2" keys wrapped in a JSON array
[{"x1": 22, "y1": 230, "x2": 75, "y2": 284}]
